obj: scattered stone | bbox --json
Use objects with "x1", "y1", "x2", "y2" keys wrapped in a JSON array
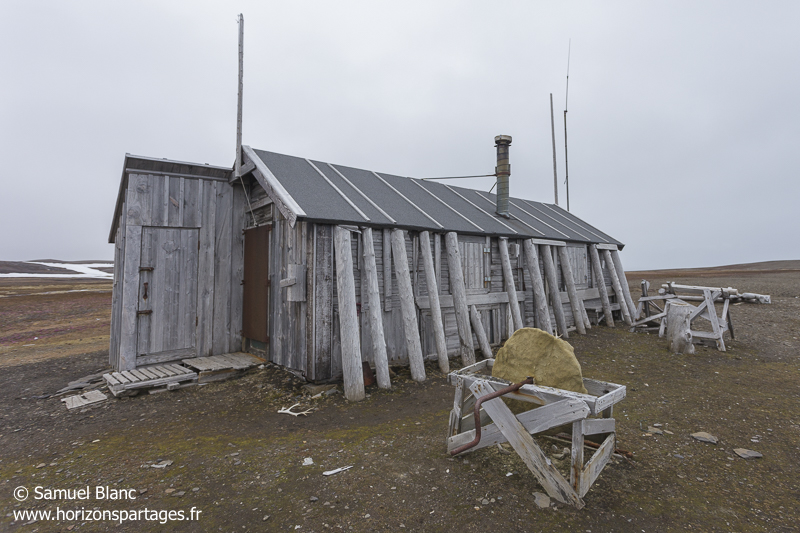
[
  {"x1": 302, "y1": 457, "x2": 314, "y2": 466},
  {"x1": 674, "y1": 454, "x2": 684, "y2": 459},
  {"x1": 652, "y1": 423, "x2": 663, "y2": 427},
  {"x1": 165, "y1": 488, "x2": 176, "y2": 494},
  {"x1": 150, "y1": 460, "x2": 173, "y2": 469},
  {"x1": 139, "y1": 489, "x2": 148, "y2": 495},
  {"x1": 192, "y1": 488, "x2": 200, "y2": 492},
  {"x1": 310, "y1": 496, "x2": 319, "y2": 502},
  {"x1": 171, "y1": 491, "x2": 186, "y2": 497},
  {"x1": 734, "y1": 448, "x2": 763, "y2": 459},
  {"x1": 262, "y1": 515, "x2": 270, "y2": 521},
  {"x1": 230, "y1": 452, "x2": 240, "y2": 457},
  {"x1": 36, "y1": 463, "x2": 46, "y2": 469},
  {"x1": 648, "y1": 426, "x2": 664, "y2": 435},
  {"x1": 364, "y1": 514, "x2": 370, "y2": 519},
  {"x1": 481, "y1": 499, "x2": 489, "y2": 505},
  {"x1": 691, "y1": 432, "x2": 718, "y2": 444},
  {"x1": 533, "y1": 492, "x2": 550, "y2": 509},
  {"x1": 664, "y1": 430, "x2": 674, "y2": 435}
]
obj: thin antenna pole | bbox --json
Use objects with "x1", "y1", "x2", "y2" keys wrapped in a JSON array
[
  {"x1": 563, "y1": 39, "x2": 571, "y2": 211},
  {"x1": 550, "y1": 93, "x2": 558, "y2": 205},
  {"x1": 235, "y1": 13, "x2": 244, "y2": 176}
]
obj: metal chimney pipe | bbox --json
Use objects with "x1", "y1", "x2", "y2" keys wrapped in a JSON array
[{"x1": 494, "y1": 135, "x2": 512, "y2": 217}]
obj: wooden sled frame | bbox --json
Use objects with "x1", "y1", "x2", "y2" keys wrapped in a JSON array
[{"x1": 447, "y1": 359, "x2": 626, "y2": 509}]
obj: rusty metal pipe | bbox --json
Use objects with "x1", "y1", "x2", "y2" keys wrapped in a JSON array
[{"x1": 450, "y1": 376, "x2": 533, "y2": 456}]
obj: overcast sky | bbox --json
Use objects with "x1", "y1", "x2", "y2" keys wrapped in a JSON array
[{"x1": 2, "y1": 1, "x2": 798, "y2": 270}]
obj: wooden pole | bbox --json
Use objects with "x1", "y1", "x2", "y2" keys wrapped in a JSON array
[
  {"x1": 610, "y1": 249, "x2": 637, "y2": 322},
  {"x1": 602, "y1": 249, "x2": 632, "y2": 326},
  {"x1": 541, "y1": 244, "x2": 569, "y2": 338},
  {"x1": 361, "y1": 228, "x2": 391, "y2": 388},
  {"x1": 382, "y1": 229, "x2": 392, "y2": 310},
  {"x1": 419, "y1": 231, "x2": 449, "y2": 373},
  {"x1": 470, "y1": 305, "x2": 493, "y2": 359},
  {"x1": 499, "y1": 238, "x2": 524, "y2": 332},
  {"x1": 589, "y1": 244, "x2": 614, "y2": 327},
  {"x1": 391, "y1": 229, "x2": 426, "y2": 382},
  {"x1": 445, "y1": 232, "x2": 475, "y2": 366},
  {"x1": 522, "y1": 239, "x2": 553, "y2": 334},
  {"x1": 550, "y1": 93, "x2": 559, "y2": 206},
  {"x1": 235, "y1": 14, "x2": 244, "y2": 176},
  {"x1": 333, "y1": 226, "x2": 365, "y2": 401},
  {"x1": 556, "y1": 246, "x2": 586, "y2": 335}
]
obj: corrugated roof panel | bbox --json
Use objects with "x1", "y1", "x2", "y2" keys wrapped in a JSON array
[
  {"x1": 309, "y1": 160, "x2": 394, "y2": 224},
  {"x1": 255, "y1": 150, "x2": 366, "y2": 222},
  {"x1": 419, "y1": 181, "x2": 522, "y2": 235},
  {"x1": 515, "y1": 200, "x2": 592, "y2": 241},
  {"x1": 540, "y1": 203, "x2": 622, "y2": 245}
]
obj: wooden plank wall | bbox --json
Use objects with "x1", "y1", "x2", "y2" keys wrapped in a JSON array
[{"x1": 110, "y1": 173, "x2": 245, "y2": 370}]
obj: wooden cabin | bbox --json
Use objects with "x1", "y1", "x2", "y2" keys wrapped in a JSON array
[{"x1": 108, "y1": 137, "x2": 636, "y2": 400}]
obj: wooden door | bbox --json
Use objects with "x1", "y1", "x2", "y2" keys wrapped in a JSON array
[
  {"x1": 136, "y1": 227, "x2": 199, "y2": 364},
  {"x1": 242, "y1": 225, "x2": 271, "y2": 343}
]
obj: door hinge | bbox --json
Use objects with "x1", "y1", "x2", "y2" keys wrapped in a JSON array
[{"x1": 137, "y1": 310, "x2": 152, "y2": 316}]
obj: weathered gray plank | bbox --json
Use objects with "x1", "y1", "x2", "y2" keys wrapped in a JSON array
[
  {"x1": 382, "y1": 228, "x2": 392, "y2": 310},
  {"x1": 420, "y1": 231, "x2": 448, "y2": 373},
  {"x1": 470, "y1": 380, "x2": 584, "y2": 508},
  {"x1": 541, "y1": 244, "x2": 568, "y2": 337},
  {"x1": 392, "y1": 229, "x2": 425, "y2": 382},
  {"x1": 334, "y1": 226, "x2": 365, "y2": 401},
  {"x1": 197, "y1": 180, "x2": 217, "y2": 356},
  {"x1": 523, "y1": 239, "x2": 553, "y2": 334},
  {"x1": 118, "y1": 224, "x2": 142, "y2": 371},
  {"x1": 361, "y1": 228, "x2": 391, "y2": 388},
  {"x1": 314, "y1": 225, "x2": 333, "y2": 380},
  {"x1": 229, "y1": 183, "x2": 246, "y2": 351},
  {"x1": 557, "y1": 246, "x2": 587, "y2": 335},
  {"x1": 579, "y1": 433, "x2": 615, "y2": 497},
  {"x1": 589, "y1": 244, "x2": 614, "y2": 327},
  {"x1": 445, "y1": 232, "x2": 475, "y2": 366},
  {"x1": 213, "y1": 182, "x2": 233, "y2": 354},
  {"x1": 499, "y1": 238, "x2": 523, "y2": 332}
]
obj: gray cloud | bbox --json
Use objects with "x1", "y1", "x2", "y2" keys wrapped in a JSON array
[{"x1": 1, "y1": 1, "x2": 798, "y2": 269}]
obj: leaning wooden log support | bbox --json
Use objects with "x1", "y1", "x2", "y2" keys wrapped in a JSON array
[
  {"x1": 446, "y1": 360, "x2": 626, "y2": 509},
  {"x1": 499, "y1": 238, "x2": 524, "y2": 332},
  {"x1": 541, "y1": 244, "x2": 569, "y2": 337},
  {"x1": 610, "y1": 249, "x2": 637, "y2": 319},
  {"x1": 601, "y1": 249, "x2": 633, "y2": 326},
  {"x1": 445, "y1": 232, "x2": 475, "y2": 366},
  {"x1": 589, "y1": 244, "x2": 615, "y2": 327},
  {"x1": 522, "y1": 239, "x2": 553, "y2": 334},
  {"x1": 391, "y1": 229, "x2": 426, "y2": 382},
  {"x1": 419, "y1": 231, "x2": 449, "y2": 373},
  {"x1": 361, "y1": 228, "x2": 391, "y2": 388},
  {"x1": 557, "y1": 246, "x2": 587, "y2": 335},
  {"x1": 470, "y1": 305, "x2": 493, "y2": 359},
  {"x1": 333, "y1": 226, "x2": 365, "y2": 402}
]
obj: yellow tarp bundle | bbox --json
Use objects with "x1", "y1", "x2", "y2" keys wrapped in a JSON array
[{"x1": 491, "y1": 328, "x2": 588, "y2": 395}]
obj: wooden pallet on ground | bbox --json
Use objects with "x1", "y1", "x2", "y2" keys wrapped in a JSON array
[
  {"x1": 182, "y1": 352, "x2": 265, "y2": 383},
  {"x1": 104, "y1": 364, "x2": 197, "y2": 396}
]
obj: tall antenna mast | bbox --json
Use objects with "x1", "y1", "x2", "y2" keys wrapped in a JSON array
[
  {"x1": 550, "y1": 93, "x2": 558, "y2": 205},
  {"x1": 563, "y1": 39, "x2": 571, "y2": 211},
  {"x1": 235, "y1": 13, "x2": 244, "y2": 177}
]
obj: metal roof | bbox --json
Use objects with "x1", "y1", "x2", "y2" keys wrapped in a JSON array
[{"x1": 250, "y1": 148, "x2": 623, "y2": 247}]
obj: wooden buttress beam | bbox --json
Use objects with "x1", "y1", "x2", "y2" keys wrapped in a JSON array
[
  {"x1": 361, "y1": 228, "x2": 391, "y2": 388},
  {"x1": 541, "y1": 244, "x2": 569, "y2": 338},
  {"x1": 470, "y1": 305, "x2": 493, "y2": 359},
  {"x1": 557, "y1": 246, "x2": 586, "y2": 335},
  {"x1": 499, "y1": 238, "x2": 524, "y2": 332},
  {"x1": 391, "y1": 229, "x2": 426, "y2": 381},
  {"x1": 522, "y1": 239, "x2": 553, "y2": 334},
  {"x1": 589, "y1": 244, "x2": 615, "y2": 327},
  {"x1": 445, "y1": 232, "x2": 475, "y2": 366},
  {"x1": 333, "y1": 226, "x2": 365, "y2": 401},
  {"x1": 419, "y1": 231, "x2": 449, "y2": 373},
  {"x1": 610, "y1": 249, "x2": 637, "y2": 321},
  {"x1": 602, "y1": 249, "x2": 633, "y2": 326}
]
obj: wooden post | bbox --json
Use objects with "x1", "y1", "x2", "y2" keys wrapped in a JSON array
[
  {"x1": 665, "y1": 300, "x2": 695, "y2": 355},
  {"x1": 557, "y1": 246, "x2": 586, "y2": 335},
  {"x1": 419, "y1": 231, "x2": 449, "y2": 373},
  {"x1": 361, "y1": 228, "x2": 391, "y2": 388},
  {"x1": 570, "y1": 419, "x2": 584, "y2": 491},
  {"x1": 602, "y1": 249, "x2": 632, "y2": 326},
  {"x1": 382, "y1": 229, "x2": 392, "y2": 310},
  {"x1": 470, "y1": 305, "x2": 493, "y2": 359},
  {"x1": 589, "y1": 244, "x2": 614, "y2": 327},
  {"x1": 445, "y1": 232, "x2": 475, "y2": 366},
  {"x1": 522, "y1": 239, "x2": 553, "y2": 334},
  {"x1": 610, "y1": 249, "x2": 636, "y2": 321},
  {"x1": 541, "y1": 244, "x2": 568, "y2": 338},
  {"x1": 333, "y1": 226, "x2": 365, "y2": 401},
  {"x1": 391, "y1": 229, "x2": 426, "y2": 382},
  {"x1": 499, "y1": 238, "x2": 524, "y2": 332}
]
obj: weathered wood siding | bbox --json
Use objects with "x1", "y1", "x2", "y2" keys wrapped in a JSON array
[{"x1": 110, "y1": 173, "x2": 244, "y2": 370}]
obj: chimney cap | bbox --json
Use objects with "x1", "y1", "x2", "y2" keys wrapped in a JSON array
[{"x1": 494, "y1": 135, "x2": 512, "y2": 145}]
